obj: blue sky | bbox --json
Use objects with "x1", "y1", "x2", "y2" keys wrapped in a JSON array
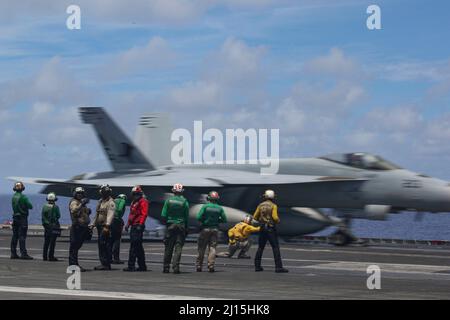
[{"x1": 0, "y1": 0, "x2": 450, "y2": 194}]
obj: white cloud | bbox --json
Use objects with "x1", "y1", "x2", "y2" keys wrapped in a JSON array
[
  {"x1": 378, "y1": 60, "x2": 450, "y2": 82},
  {"x1": 0, "y1": 56, "x2": 92, "y2": 109},
  {"x1": 103, "y1": 37, "x2": 176, "y2": 78},
  {"x1": 160, "y1": 37, "x2": 267, "y2": 114},
  {"x1": 168, "y1": 81, "x2": 222, "y2": 109},
  {"x1": 275, "y1": 49, "x2": 367, "y2": 137},
  {"x1": 362, "y1": 107, "x2": 423, "y2": 132},
  {"x1": 303, "y1": 47, "x2": 363, "y2": 80},
  {"x1": 203, "y1": 37, "x2": 266, "y2": 89}
]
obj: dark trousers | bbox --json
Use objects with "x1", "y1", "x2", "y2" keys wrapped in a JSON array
[
  {"x1": 69, "y1": 224, "x2": 88, "y2": 266},
  {"x1": 11, "y1": 215, "x2": 28, "y2": 256},
  {"x1": 97, "y1": 225, "x2": 112, "y2": 267},
  {"x1": 43, "y1": 226, "x2": 58, "y2": 259},
  {"x1": 163, "y1": 224, "x2": 186, "y2": 271},
  {"x1": 128, "y1": 225, "x2": 146, "y2": 269},
  {"x1": 254, "y1": 227, "x2": 283, "y2": 269},
  {"x1": 111, "y1": 219, "x2": 124, "y2": 261}
]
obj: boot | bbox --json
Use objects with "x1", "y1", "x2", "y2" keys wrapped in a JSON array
[
  {"x1": 275, "y1": 267, "x2": 289, "y2": 273},
  {"x1": 123, "y1": 266, "x2": 136, "y2": 272},
  {"x1": 94, "y1": 265, "x2": 111, "y2": 271},
  {"x1": 20, "y1": 254, "x2": 34, "y2": 260}
]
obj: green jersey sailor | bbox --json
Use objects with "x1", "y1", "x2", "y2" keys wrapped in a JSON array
[
  {"x1": 196, "y1": 191, "x2": 227, "y2": 272},
  {"x1": 161, "y1": 183, "x2": 190, "y2": 274},
  {"x1": 11, "y1": 182, "x2": 33, "y2": 260}
]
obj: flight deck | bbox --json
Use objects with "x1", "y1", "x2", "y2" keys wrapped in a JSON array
[{"x1": 0, "y1": 229, "x2": 449, "y2": 300}]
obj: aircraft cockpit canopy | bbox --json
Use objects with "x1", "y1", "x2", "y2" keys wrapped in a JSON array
[{"x1": 321, "y1": 153, "x2": 402, "y2": 171}]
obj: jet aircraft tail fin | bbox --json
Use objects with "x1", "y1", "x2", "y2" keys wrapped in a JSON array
[
  {"x1": 134, "y1": 113, "x2": 174, "y2": 167},
  {"x1": 79, "y1": 107, "x2": 155, "y2": 171}
]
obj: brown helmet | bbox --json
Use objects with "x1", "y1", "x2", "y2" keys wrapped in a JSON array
[{"x1": 13, "y1": 182, "x2": 25, "y2": 192}]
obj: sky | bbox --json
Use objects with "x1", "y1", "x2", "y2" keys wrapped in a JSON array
[{"x1": 0, "y1": 0, "x2": 450, "y2": 194}]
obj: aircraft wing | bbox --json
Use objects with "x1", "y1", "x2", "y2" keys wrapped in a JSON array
[
  {"x1": 9, "y1": 172, "x2": 366, "y2": 189},
  {"x1": 205, "y1": 172, "x2": 367, "y2": 186},
  {"x1": 7, "y1": 176, "x2": 223, "y2": 188}
]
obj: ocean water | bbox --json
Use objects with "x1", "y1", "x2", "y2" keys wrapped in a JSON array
[{"x1": 1, "y1": 194, "x2": 450, "y2": 240}]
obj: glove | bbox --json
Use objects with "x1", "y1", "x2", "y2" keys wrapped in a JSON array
[{"x1": 81, "y1": 198, "x2": 90, "y2": 205}]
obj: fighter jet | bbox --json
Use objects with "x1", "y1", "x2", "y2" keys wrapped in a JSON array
[{"x1": 9, "y1": 107, "x2": 450, "y2": 244}]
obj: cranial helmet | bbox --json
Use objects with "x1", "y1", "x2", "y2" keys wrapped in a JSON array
[
  {"x1": 73, "y1": 186, "x2": 85, "y2": 197},
  {"x1": 13, "y1": 182, "x2": 25, "y2": 192},
  {"x1": 172, "y1": 183, "x2": 184, "y2": 194},
  {"x1": 207, "y1": 191, "x2": 219, "y2": 201},
  {"x1": 243, "y1": 215, "x2": 253, "y2": 224},
  {"x1": 99, "y1": 184, "x2": 112, "y2": 196},
  {"x1": 131, "y1": 185, "x2": 143, "y2": 195},
  {"x1": 263, "y1": 189, "x2": 275, "y2": 200},
  {"x1": 47, "y1": 192, "x2": 57, "y2": 202}
]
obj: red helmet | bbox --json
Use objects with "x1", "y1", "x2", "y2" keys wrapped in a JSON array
[
  {"x1": 172, "y1": 183, "x2": 184, "y2": 194},
  {"x1": 131, "y1": 185, "x2": 143, "y2": 195},
  {"x1": 207, "y1": 191, "x2": 219, "y2": 201}
]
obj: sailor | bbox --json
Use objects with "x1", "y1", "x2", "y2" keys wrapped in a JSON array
[
  {"x1": 111, "y1": 194, "x2": 127, "y2": 264},
  {"x1": 69, "y1": 187, "x2": 91, "y2": 271},
  {"x1": 253, "y1": 190, "x2": 288, "y2": 273},
  {"x1": 11, "y1": 182, "x2": 33, "y2": 260},
  {"x1": 90, "y1": 184, "x2": 115, "y2": 271},
  {"x1": 218, "y1": 215, "x2": 260, "y2": 259},
  {"x1": 123, "y1": 186, "x2": 148, "y2": 272},
  {"x1": 161, "y1": 183, "x2": 190, "y2": 274},
  {"x1": 41, "y1": 192, "x2": 61, "y2": 261},
  {"x1": 196, "y1": 191, "x2": 227, "y2": 272}
]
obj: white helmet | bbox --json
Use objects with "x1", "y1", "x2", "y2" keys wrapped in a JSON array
[
  {"x1": 117, "y1": 194, "x2": 127, "y2": 200},
  {"x1": 243, "y1": 215, "x2": 253, "y2": 224},
  {"x1": 46, "y1": 192, "x2": 57, "y2": 202},
  {"x1": 172, "y1": 183, "x2": 184, "y2": 194},
  {"x1": 263, "y1": 189, "x2": 275, "y2": 200},
  {"x1": 73, "y1": 187, "x2": 85, "y2": 197}
]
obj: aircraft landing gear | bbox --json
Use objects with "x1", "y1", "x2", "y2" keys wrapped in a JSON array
[{"x1": 329, "y1": 215, "x2": 367, "y2": 246}]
